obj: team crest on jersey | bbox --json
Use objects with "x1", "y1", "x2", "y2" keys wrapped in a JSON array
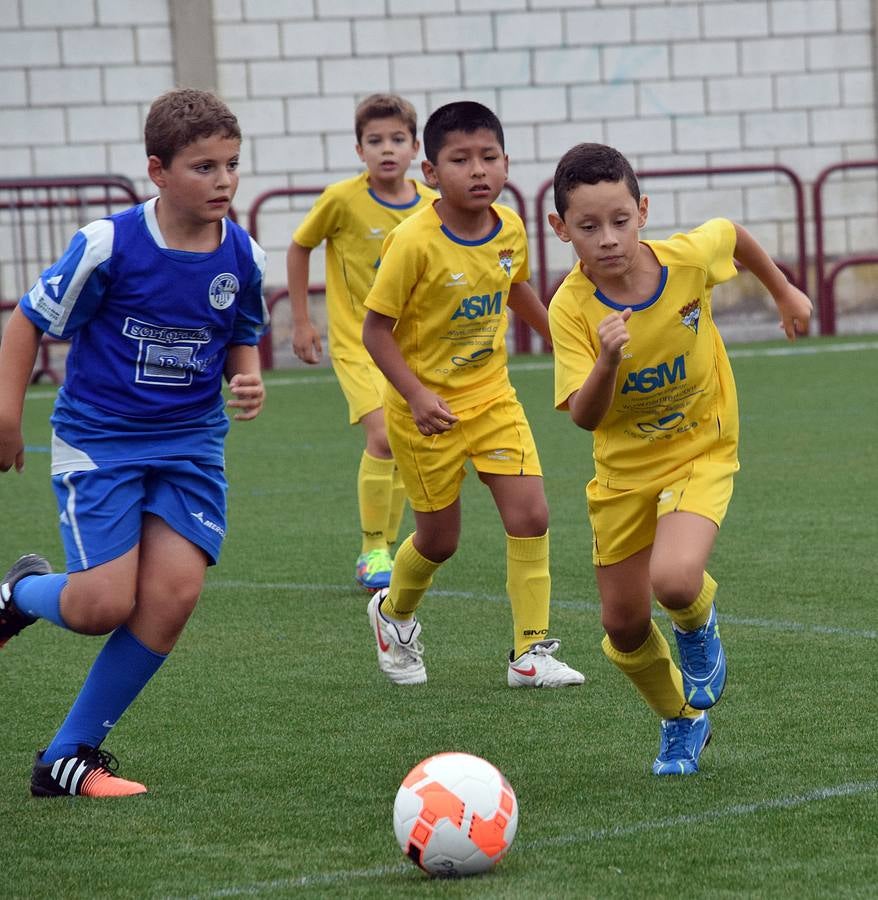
[
  {"x1": 498, "y1": 248, "x2": 513, "y2": 276},
  {"x1": 679, "y1": 298, "x2": 701, "y2": 333},
  {"x1": 209, "y1": 273, "x2": 239, "y2": 310}
]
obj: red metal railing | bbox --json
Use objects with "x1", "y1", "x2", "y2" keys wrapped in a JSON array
[
  {"x1": 246, "y1": 181, "x2": 533, "y2": 363},
  {"x1": 535, "y1": 163, "x2": 808, "y2": 317},
  {"x1": 812, "y1": 159, "x2": 878, "y2": 336},
  {"x1": 0, "y1": 175, "x2": 141, "y2": 382}
]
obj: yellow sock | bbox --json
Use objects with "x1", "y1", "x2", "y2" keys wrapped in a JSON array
[
  {"x1": 386, "y1": 466, "x2": 407, "y2": 549},
  {"x1": 507, "y1": 532, "x2": 550, "y2": 659},
  {"x1": 659, "y1": 572, "x2": 717, "y2": 632},
  {"x1": 358, "y1": 451, "x2": 395, "y2": 554},
  {"x1": 601, "y1": 621, "x2": 697, "y2": 719},
  {"x1": 382, "y1": 534, "x2": 440, "y2": 621}
]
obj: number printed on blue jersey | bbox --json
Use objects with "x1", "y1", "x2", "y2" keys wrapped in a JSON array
[{"x1": 19, "y1": 198, "x2": 269, "y2": 422}]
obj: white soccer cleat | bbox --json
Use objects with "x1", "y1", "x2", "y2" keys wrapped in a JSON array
[
  {"x1": 367, "y1": 588, "x2": 426, "y2": 685},
  {"x1": 507, "y1": 639, "x2": 585, "y2": 688}
]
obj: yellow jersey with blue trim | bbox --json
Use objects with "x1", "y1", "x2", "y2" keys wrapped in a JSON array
[
  {"x1": 549, "y1": 218, "x2": 740, "y2": 488},
  {"x1": 293, "y1": 171, "x2": 438, "y2": 361},
  {"x1": 364, "y1": 202, "x2": 531, "y2": 414}
]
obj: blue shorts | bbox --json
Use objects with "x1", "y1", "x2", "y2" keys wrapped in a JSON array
[{"x1": 52, "y1": 457, "x2": 227, "y2": 572}]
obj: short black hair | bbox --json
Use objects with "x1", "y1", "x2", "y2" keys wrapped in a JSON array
[
  {"x1": 423, "y1": 101, "x2": 505, "y2": 163},
  {"x1": 553, "y1": 143, "x2": 640, "y2": 219}
]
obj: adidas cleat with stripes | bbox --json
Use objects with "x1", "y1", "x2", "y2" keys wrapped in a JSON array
[
  {"x1": 0, "y1": 554, "x2": 51, "y2": 649},
  {"x1": 672, "y1": 603, "x2": 727, "y2": 709},
  {"x1": 31, "y1": 745, "x2": 147, "y2": 798}
]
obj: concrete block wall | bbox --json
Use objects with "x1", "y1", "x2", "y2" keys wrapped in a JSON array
[{"x1": 0, "y1": 0, "x2": 875, "y2": 334}]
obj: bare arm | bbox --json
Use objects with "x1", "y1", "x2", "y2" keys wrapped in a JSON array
[
  {"x1": 733, "y1": 223, "x2": 812, "y2": 340},
  {"x1": 0, "y1": 307, "x2": 43, "y2": 472},
  {"x1": 567, "y1": 308, "x2": 632, "y2": 432},
  {"x1": 507, "y1": 281, "x2": 551, "y2": 345},
  {"x1": 362, "y1": 309, "x2": 457, "y2": 435},
  {"x1": 286, "y1": 240, "x2": 322, "y2": 364},
  {"x1": 224, "y1": 344, "x2": 264, "y2": 421}
]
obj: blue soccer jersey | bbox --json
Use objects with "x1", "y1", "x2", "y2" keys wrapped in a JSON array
[{"x1": 20, "y1": 198, "x2": 268, "y2": 424}]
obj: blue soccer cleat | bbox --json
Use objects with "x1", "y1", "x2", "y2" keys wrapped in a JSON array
[
  {"x1": 652, "y1": 712, "x2": 711, "y2": 776},
  {"x1": 355, "y1": 548, "x2": 393, "y2": 592},
  {"x1": 673, "y1": 603, "x2": 727, "y2": 709}
]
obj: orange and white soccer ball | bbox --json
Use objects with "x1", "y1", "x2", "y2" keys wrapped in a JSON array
[{"x1": 393, "y1": 752, "x2": 518, "y2": 878}]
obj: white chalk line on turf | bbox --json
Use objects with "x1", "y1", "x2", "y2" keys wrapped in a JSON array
[
  {"x1": 172, "y1": 780, "x2": 877, "y2": 898},
  {"x1": 21, "y1": 339, "x2": 878, "y2": 399},
  {"x1": 207, "y1": 579, "x2": 877, "y2": 640}
]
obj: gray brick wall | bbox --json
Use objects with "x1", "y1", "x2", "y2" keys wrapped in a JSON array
[{"x1": 0, "y1": 0, "x2": 875, "y2": 333}]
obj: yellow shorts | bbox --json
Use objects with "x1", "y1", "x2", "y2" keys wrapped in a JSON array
[
  {"x1": 386, "y1": 391, "x2": 542, "y2": 512},
  {"x1": 587, "y1": 452, "x2": 739, "y2": 566},
  {"x1": 331, "y1": 355, "x2": 387, "y2": 425}
]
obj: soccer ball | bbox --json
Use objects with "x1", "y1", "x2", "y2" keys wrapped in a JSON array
[{"x1": 393, "y1": 752, "x2": 518, "y2": 878}]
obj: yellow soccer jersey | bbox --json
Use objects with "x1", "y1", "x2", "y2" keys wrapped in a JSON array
[
  {"x1": 549, "y1": 218, "x2": 740, "y2": 488},
  {"x1": 365, "y1": 202, "x2": 531, "y2": 413},
  {"x1": 293, "y1": 172, "x2": 438, "y2": 360}
]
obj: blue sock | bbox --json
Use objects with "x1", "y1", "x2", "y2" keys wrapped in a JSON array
[
  {"x1": 14, "y1": 573, "x2": 69, "y2": 628},
  {"x1": 43, "y1": 626, "x2": 167, "y2": 763}
]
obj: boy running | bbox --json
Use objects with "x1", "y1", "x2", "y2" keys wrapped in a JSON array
[
  {"x1": 0, "y1": 89, "x2": 268, "y2": 796},
  {"x1": 547, "y1": 143, "x2": 811, "y2": 774},
  {"x1": 362, "y1": 101, "x2": 584, "y2": 688},
  {"x1": 287, "y1": 94, "x2": 438, "y2": 592}
]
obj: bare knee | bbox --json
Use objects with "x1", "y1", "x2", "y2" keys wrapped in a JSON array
[
  {"x1": 62, "y1": 582, "x2": 135, "y2": 635},
  {"x1": 414, "y1": 532, "x2": 457, "y2": 563},
  {"x1": 602, "y1": 609, "x2": 651, "y2": 653},
  {"x1": 650, "y1": 562, "x2": 704, "y2": 610}
]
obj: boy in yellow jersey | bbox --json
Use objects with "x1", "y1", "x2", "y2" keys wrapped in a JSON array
[
  {"x1": 362, "y1": 101, "x2": 584, "y2": 688},
  {"x1": 547, "y1": 143, "x2": 812, "y2": 774},
  {"x1": 287, "y1": 94, "x2": 438, "y2": 591}
]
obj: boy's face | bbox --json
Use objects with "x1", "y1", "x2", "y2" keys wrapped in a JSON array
[
  {"x1": 549, "y1": 179, "x2": 648, "y2": 282},
  {"x1": 356, "y1": 116, "x2": 419, "y2": 185},
  {"x1": 421, "y1": 128, "x2": 508, "y2": 213},
  {"x1": 147, "y1": 133, "x2": 240, "y2": 226}
]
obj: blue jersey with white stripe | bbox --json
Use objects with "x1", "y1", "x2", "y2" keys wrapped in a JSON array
[{"x1": 20, "y1": 199, "x2": 268, "y2": 423}]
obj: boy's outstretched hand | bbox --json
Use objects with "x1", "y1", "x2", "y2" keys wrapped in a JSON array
[
  {"x1": 227, "y1": 372, "x2": 265, "y2": 421},
  {"x1": 775, "y1": 285, "x2": 812, "y2": 340}
]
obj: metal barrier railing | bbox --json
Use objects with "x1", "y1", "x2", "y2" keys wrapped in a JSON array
[
  {"x1": 0, "y1": 175, "x2": 141, "y2": 382},
  {"x1": 535, "y1": 163, "x2": 808, "y2": 322},
  {"x1": 246, "y1": 181, "x2": 535, "y2": 360},
  {"x1": 812, "y1": 159, "x2": 878, "y2": 336}
]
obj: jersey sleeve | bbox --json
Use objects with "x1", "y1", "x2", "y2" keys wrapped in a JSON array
[
  {"x1": 19, "y1": 218, "x2": 114, "y2": 339},
  {"x1": 674, "y1": 218, "x2": 738, "y2": 287},
  {"x1": 292, "y1": 184, "x2": 344, "y2": 248},
  {"x1": 548, "y1": 282, "x2": 597, "y2": 411},
  {"x1": 231, "y1": 235, "x2": 270, "y2": 345},
  {"x1": 363, "y1": 225, "x2": 423, "y2": 320}
]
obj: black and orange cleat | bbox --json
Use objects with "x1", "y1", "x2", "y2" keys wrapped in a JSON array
[
  {"x1": 0, "y1": 554, "x2": 50, "y2": 649},
  {"x1": 31, "y1": 745, "x2": 148, "y2": 798}
]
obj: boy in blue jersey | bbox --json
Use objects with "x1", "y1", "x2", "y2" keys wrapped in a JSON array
[
  {"x1": 0, "y1": 89, "x2": 268, "y2": 797},
  {"x1": 547, "y1": 143, "x2": 811, "y2": 775},
  {"x1": 362, "y1": 101, "x2": 584, "y2": 688}
]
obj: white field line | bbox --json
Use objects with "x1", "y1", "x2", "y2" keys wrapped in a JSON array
[
  {"x1": 208, "y1": 580, "x2": 877, "y2": 640},
  {"x1": 173, "y1": 780, "x2": 878, "y2": 898},
  {"x1": 22, "y1": 339, "x2": 878, "y2": 400}
]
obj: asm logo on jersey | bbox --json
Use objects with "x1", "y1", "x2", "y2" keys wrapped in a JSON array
[
  {"x1": 621, "y1": 355, "x2": 687, "y2": 394},
  {"x1": 498, "y1": 248, "x2": 513, "y2": 276},
  {"x1": 451, "y1": 291, "x2": 502, "y2": 320},
  {"x1": 679, "y1": 298, "x2": 701, "y2": 333}
]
